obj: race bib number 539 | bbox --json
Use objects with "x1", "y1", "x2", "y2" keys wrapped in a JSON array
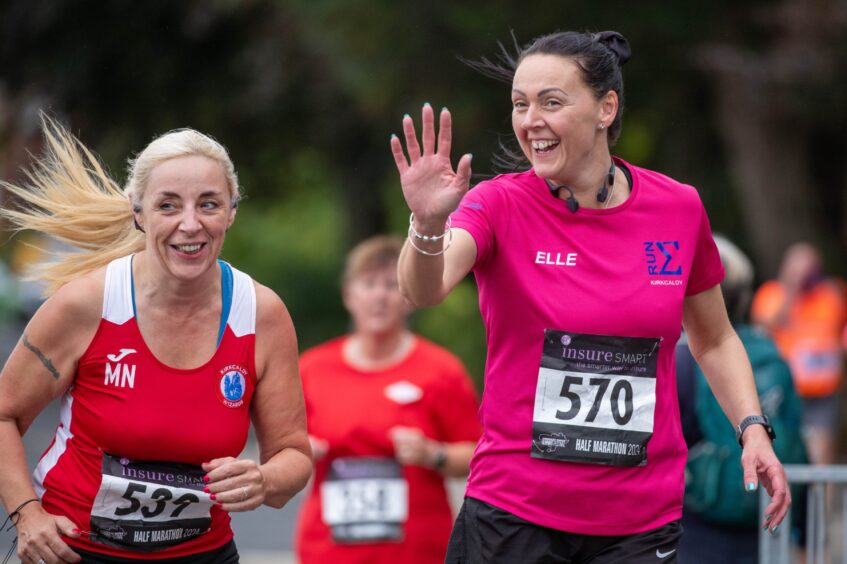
[
  {"x1": 531, "y1": 330, "x2": 660, "y2": 467},
  {"x1": 89, "y1": 454, "x2": 213, "y2": 552}
]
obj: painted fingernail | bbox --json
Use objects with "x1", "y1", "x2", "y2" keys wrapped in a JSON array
[
  {"x1": 391, "y1": 134, "x2": 397, "y2": 140},
  {"x1": 216, "y1": 502, "x2": 223, "y2": 508},
  {"x1": 71, "y1": 528, "x2": 80, "y2": 534},
  {"x1": 766, "y1": 514, "x2": 772, "y2": 521},
  {"x1": 770, "y1": 525, "x2": 780, "y2": 534},
  {"x1": 746, "y1": 482, "x2": 756, "y2": 491},
  {"x1": 442, "y1": 107, "x2": 448, "y2": 112},
  {"x1": 210, "y1": 494, "x2": 216, "y2": 500},
  {"x1": 763, "y1": 522, "x2": 769, "y2": 530},
  {"x1": 203, "y1": 486, "x2": 210, "y2": 493},
  {"x1": 403, "y1": 113, "x2": 411, "y2": 120},
  {"x1": 203, "y1": 475, "x2": 210, "y2": 483},
  {"x1": 424, "y1": 102, "x2": 431, "y2": 107}
]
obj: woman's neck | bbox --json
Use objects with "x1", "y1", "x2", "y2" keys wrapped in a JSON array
[
  {"x1": 132, "y1": 251, "x2": 220, "y2": 314},
  {"x1": 343, "y1": 329, "x2": 414, "y2": 371}
]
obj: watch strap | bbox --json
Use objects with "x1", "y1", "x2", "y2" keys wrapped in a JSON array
[{"x1": 735, "y1": 414, "x2": 776, "y2": 447}]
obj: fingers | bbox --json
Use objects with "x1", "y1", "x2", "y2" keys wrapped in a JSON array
[
  {"x1": 402, "y1": 114, "x2": 421, "y2": 164},
  {"x1": 763, "y1": 486, "x2": 790, "y2": 532},
  {"x1": 437, "y1": 107, "x2": 452, "y2": 158},
  {"x1": 393, "y1": 104, "x2": 449, "y2": 171},
  {"x1": 18, "y1": 528, "x2": 80, "y2": 563},
  {"x1": 455, "y1": 153, "x2": 473, "y2": 190},
  {"x1": 308, "y1": 434, "x2": 329, "y2": 460},
  {"x1": 741, "y1": 453, "x2": 759, "y2": 492},
  {"x1": 390, "y1": 134, "x2": 409, "y2": 175},
  {"x1": 761, "y1": 465, "x2": 792, "y2": 532},
  {"x1": 201, "y1": 457, "x2": 235, "y2": 474},
  {"x1": 421, "y1": 103, "x2": 436, "y2": 155},
  {"x1": 203, "y1": 458, "x2": 265, "y2": 512},
  {"x1": 46, "y1": 533, "x2": 81, "y2": 563}
]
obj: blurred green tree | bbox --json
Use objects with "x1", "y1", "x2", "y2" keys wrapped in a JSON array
[{"x1": 1, "y1": 0, "x2": 845, "y2": 391}]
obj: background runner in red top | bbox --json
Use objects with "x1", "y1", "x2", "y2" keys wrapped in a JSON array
[{"x1": 295, "y1": 236, "x2": 481, "y2": 564}]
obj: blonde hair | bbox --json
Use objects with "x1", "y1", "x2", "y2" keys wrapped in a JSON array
[
  {"x1": 0, "y1": 116, "x2": 240, "y2": 295},
  {"x1": 342, "y1": 235, "x2": 404, "y2": 286}
]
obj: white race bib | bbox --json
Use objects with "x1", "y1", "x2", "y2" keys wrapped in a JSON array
[
  {"x1": 89, "y1": 454, "x2": 213, "y2": 551},
  {"x1": 531, "y1": 330, "x2": 660, "y2": 466},
  {"x1": 320, "y1": 457, "x2": 408, "y2": 543}
]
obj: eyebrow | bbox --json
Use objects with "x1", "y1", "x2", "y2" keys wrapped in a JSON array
[
  {"x1": 156, "y1": 190, "x2": 225, "y2": 199},
  {"x1": 511, "y1": 87, "x2": 568, "y2": 97}
]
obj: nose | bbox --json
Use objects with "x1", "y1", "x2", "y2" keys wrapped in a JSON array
[
  {"x1": 521, "y1": 103, "x2": 543, "y2": 130},
  {"x1": 179, "y1": 208, "x2": 201, "y2": 232}
]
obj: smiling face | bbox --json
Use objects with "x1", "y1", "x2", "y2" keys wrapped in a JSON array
[
  {"x1": 511, "y1": 54, "x2": 617, "y2": 186},
  {"x1": 133, "y1": 155, "x2": 236, "y2": 282},
  {"x1": 343, "y1": 264, "x2": 411, "y2": 338}
]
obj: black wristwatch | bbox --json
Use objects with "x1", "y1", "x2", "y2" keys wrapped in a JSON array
[
  {"x1": 735, "y1": 415, "x2": 776, "y2": 447},
  {"x1": 432, "y1": 444, "x2": 447, "y2": 470}
]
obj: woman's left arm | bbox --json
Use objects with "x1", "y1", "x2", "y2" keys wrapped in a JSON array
[
  {"x1": 203, "y1": 284, "x2": 312, "y2": 510},
  {"x1": 683, "y1": 285, "x2": 790, "y2": 532}
]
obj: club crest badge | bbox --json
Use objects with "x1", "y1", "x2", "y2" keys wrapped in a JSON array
[{"x1": 217, "y1": 364, "x2": 248, "y2": 408}]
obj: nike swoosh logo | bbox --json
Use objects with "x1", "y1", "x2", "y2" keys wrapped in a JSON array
[
  {"x1": 107, "y1": 349, "x2": 137, "y2": 362},
  {"x1": 656, "y1": 548, "x2": 676, "y2": 559}
]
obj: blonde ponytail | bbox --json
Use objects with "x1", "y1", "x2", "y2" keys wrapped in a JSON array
[{"x1": 1, "y1": 116, "x2": 143, "y2": 295}]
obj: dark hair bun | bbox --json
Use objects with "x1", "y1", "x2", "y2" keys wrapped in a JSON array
[{"x1": 593, "y1": 31, "x2": 631, "y2": 65}]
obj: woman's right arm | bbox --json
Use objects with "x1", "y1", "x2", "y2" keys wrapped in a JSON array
[
  {"x1": 391, "y1": 104, "x2": 476, "y2": 307},
  {"x1": 0, "y1": 273, "x2": 103, "y2": 563}
]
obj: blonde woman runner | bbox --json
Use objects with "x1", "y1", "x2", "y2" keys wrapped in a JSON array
[{"x1": 0, "y1": 118, "x2": 311, "y2": 564}]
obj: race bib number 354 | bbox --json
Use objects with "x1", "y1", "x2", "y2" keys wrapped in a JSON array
[
  {"x1": 89, "y1": 454, "x2": 213, "y2": 552},
  {"x1": 321, "y1": 457, "x2": 408, "y2": 544},
  {"x1": 531, "y1": 330, "x2": 660, "y2": 467}
]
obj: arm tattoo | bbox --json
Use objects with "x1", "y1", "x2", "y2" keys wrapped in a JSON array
[{"x1": 22, "y1": 334, "x2": 60, "y2": 381}]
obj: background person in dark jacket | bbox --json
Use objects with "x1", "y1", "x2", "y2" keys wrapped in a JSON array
[{"x1": 676, "y1": 235, "x2": 807, "y2": 564}]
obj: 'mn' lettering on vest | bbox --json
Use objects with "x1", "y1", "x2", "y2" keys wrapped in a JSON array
[{"x1": 104, "y1": 348, "x2": 138, "y2": 389}]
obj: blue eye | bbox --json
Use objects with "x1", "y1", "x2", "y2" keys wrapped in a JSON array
[
  {"x1": 200, "y1": 201, "x2": 219, "y2": 210},
  {"x1": 159, "y1": 202, "x2": 175, "y2": 211}
]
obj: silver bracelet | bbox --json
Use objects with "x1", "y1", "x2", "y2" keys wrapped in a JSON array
[
  {"x1": 409, "y1": 213, "x2": 451, "y2": 242},
  {"x1": 407, "y1": 224, "x2": 453, "y2": 256}
]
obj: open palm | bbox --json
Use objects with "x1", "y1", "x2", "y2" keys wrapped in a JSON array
[{"x1": 390, "y1": 104, "x2": 472, "y2": 227}]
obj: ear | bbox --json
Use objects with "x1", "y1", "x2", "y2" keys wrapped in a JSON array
[
  {"x1": 129, "y1": 195, "x2": 144, "y2": 232},
  {"x1": 227, "y1": 204, "x2": 237, "y2": 230},
  {"x1": 341, "y1": 284, "x2": 353, "y2": 314},
  {"x1": 598, "y1": 90, "x2": 619, "y2": 129}
]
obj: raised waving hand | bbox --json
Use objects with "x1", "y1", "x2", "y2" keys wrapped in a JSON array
[{"x1": 390, "y1": 104, "x2": 472, "y2": 231}]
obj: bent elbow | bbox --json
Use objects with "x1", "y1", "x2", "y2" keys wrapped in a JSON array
[{"x1": 400, "y1": 286, "x2": 444, "y2": 308}]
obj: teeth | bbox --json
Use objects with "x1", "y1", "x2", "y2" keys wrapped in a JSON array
[
  {"x1": 177, "y1": 244, "x2": 202, "y2": 253},
  {"x1": 532, "y1": 140, "x2": 559, "y2": 150}
]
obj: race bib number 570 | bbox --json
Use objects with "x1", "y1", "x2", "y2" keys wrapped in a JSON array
[{"x1": 531, "y1": 330, "x2": 660, "y2": 467}]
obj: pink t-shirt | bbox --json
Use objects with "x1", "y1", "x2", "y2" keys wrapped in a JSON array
[{"x1": 450, "y1": 159, "x2": 724, "y2": 535}]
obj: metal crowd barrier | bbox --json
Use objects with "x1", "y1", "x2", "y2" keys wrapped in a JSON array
[{"x1": 760, "y1": 464, "x2": 847, "y2": 564}]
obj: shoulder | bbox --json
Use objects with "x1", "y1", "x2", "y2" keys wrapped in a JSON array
[
  {"x1": 455, "y1": 171, "x2": 543, "y2": 226},
  {"x1": 467, "y1": 170, "x2": 539, "y2": 198},
  {"x1": 253, "y1": 281, "x2": 295, "y2": 337},
  {"x1": 412, "y1": 337, "x2": 471, "y2": 379},
  {"x1": 25, "y1": 267, "x2": 104, "y2": 357},
  {"x1": 299, "y1": 338, "x2": 345, "y2": 369},
  {"x1": 42, "y1": 267, "x2": 105, "y2": 328},
  {"x1": 627, "y1": 161, "x2": 704, "y2": 208}
]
